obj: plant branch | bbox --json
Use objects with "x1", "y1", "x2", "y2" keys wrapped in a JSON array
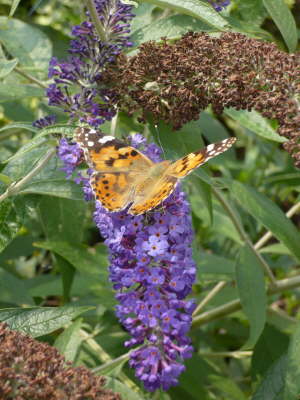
[
  {"x1": 79, "y1": 329, "x2": 139, "y2": 392},
  {"x1": 254, "y1": 200, "x2": 300, "y2": 250},
  {"x1": 85, "y1": 0, "x2": 107, "y2": 42},
  {"x1": 193, "y1": 281, "x2": 227, "y2": 317},
  {"x1": 199, "y1": 350, "x2": 252, "y2": 359},
  {"x1": 192, "y1": 274, "x2": 300, "y2": 328},
  {"x1": 15, "y1": 66, "x2": 48, "y2": 89},
  {"x1": 212, "y1": 187, "x2": 277, "y2": 287},
  {"x1": 0, "y1": 148, "x2": 55, "y2": 203}
]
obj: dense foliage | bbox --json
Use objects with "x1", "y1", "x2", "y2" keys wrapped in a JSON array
[{"x1": 0, "y1": 0, "x2": 299, "y2": 399}]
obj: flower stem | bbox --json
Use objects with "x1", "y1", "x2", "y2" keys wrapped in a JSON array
[
  {"x1": 212, "y1": 186, "x2": 277, "y2": 287},
  {"x1": 254, "y1": 201, "x2": 300, "y2": 250},
  {"x1": 15, "y1": 66, "x2": 48, "y2": 89},
  {"x1": 79, "y1": 329, "x2": 139, "y2": 392},
  {"x1": 192, "y1": 274, "x2": 300, "y2": 328},
  {"x1": 193, "y1": 281, "x2": 227, "y2": 317},
  {"x1": 85, "y1": 0, "x2": 107, "y2": 42},
  {"x1": 0, "y1": 148, "x2": 55, "y2": 203}
]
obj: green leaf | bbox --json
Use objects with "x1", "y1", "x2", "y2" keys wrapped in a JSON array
[
  {"x1": 0, "y1": 269, "x2": 33, "y2": 306},
  {"x1": 19, "y1": 178, "x2": 84, "y2": 200},
  {"x1": 284, "y1": 322, "x2": 300, "y2": 400},
  {"x1": 131, "y1": 14, "x2": 214, "y2": 45},
  {"x1": 149, "y1": 119, "x2": 204, "y2": 159},
  {"x1": 0, "y1": 83, "x2": 45, "y2": 102},
  {"x1": 38, "y1": 196, "x2": 86, "y2": 243},
  {"x1": 105, "y1": 378, "x2": 144, "y2": 400},
  {"x1": 224, "y1": 109, "x2": 286, "y2": 143},
  {"x1": 252, "y1": 354, "x2": 287, "y2": 400},
  {"x1": 230, "y1": 181, "x2": 300, "y2": 262},
  {"x1": 0, "y1": 122, "x2": 38, "y2": 134},
  {"x1": 0, "y1": 17, "x2": 52, "y2": 75},
  {"x1": 236, "y1": 244, "x2": 267, "y2": 348},
  {"x1": 27, "y1": 275, "x2": 63, "y2": 298},
  {"x1": 209, "y1": 375, "x2": 248, "y2": 400},
  {"x1": 194, "y1": 252, "x2": 236, "y2": 281},
  {"x1": 189, "y1": 175, "x2": 213, "y2": 224},
  {"x1": 0, "y1": 58, "x2": 18, "y2": 78},
  {"x1": 34, "y1": 241, "x2": 108, "y2": 277},
  {"x1": 259, "y1": 243, "x2": 292, "y2": 256},
  {"x1": 138, "y1": 0, "x2": 229, "y2": 30},
  {"x1": 0, "y1": 200, "x2": 23, "y2": 253},
  {"x1": 54, "y1": 318, "x2": 84, "y2": 362},
  {"x1": 2, "y1": 133, "x2": 51, "y2": 164},
  {"x1": 263, "y1": 0, "x2": 297, "y2": 53},
  {"x1": 0, "y1": 305, "x2": 93, "y2": 337},
  {"x1": 252, "y1": 324, "x2": 289, "y2": 381}
]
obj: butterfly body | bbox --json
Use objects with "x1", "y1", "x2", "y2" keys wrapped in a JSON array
[{"x1": 74, "y1": 127, "x2": 236, "y2": 215}]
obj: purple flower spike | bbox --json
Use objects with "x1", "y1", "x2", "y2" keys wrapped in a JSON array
[
  {"x1": 91, "y1": 137, "x2": 196, "y2": 391},
  {"x1": 47, "y1": 0, "x2": 134, "y2": 126},
  {"x1": 32, "y1": 115, "x2": 56, "y2": 129}
]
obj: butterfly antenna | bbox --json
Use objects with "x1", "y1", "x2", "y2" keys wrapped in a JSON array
[{"x1": 155, "y1": 124, "x2": 166, "y2": 160}]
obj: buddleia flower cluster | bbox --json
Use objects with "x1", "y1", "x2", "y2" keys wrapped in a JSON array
[
  {"x1": 56, "y1": 131, "x2": 196, "y2": 391},
  {"x1": 44, "y1": 0, "x2": 232, "y2": 392},
  {"x1": 47, "y1": 0, "x2": 134, "y2": 127}
]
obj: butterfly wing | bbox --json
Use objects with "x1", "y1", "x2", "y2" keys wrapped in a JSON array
[
  {"x1": 74, "y1": 127, "x2": 156, "y2": 212},
  {"x1": 128, "y1": 175, "x2": 178, "y2": 215},
  {"x1": 168, "y1": 137, "x2": 236, "y2": 178},
  {"x1": 74, "y1": 127, "x2": 153, "y2": 172},
  {"x1": 91, "y1": 171, "x2": 135, "y2": 212}
]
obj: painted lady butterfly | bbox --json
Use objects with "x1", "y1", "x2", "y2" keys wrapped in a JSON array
[{"x1": 74, "y1": 127, "x2": 236, "y2": 215}]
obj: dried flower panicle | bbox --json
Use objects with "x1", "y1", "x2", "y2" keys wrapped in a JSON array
[
  {"x1": 104, "y1": 32, "x2": 300, "y2": 166},
  {"x1": 0, "y1": 322, "x2": 120, "y2": 400}
]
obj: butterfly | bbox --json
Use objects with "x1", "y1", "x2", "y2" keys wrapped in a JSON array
[{"x1": 74, "y1": 127, "x2": 236, "y2": 215}]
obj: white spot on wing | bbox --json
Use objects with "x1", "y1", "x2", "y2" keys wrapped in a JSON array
[
  {"x1": 88, "y1": 141, "x2": 94, "y2": 147},
  {"x1": 99, "y1": 136, "x2": 115, "y2": 144}
]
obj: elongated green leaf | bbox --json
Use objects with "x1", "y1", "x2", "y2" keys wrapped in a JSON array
[
  {"x1": 252, "y1": 354, "x2": 287, "y2": 400},
  {"x1": 0, "y1": 83, "x2": 44, "y2": 102},
  {"x1": 0, "y1": 200, "x2": 23, "y2": 253},
  {"x1": 0, "y1": 17, "x2": 52, "y2": 75},
  {"x1": 0, "y1": 58, "x2": 18, "y2": 78},
  {"x1": 252, "y1": 324, "x2": 289, "y2": 381},
  {"x1": 2, "y1": 134, "x2": 51, "y2": 164},
  {"x1": 194, "y1": 251, "x2": 236, "y2": 281},
  {"x1": 131, "y1": 14, "x2": 213, "y2": 46},
  {"x1": 230, "y1": 181, "x2": 300, "y2": 262},
  {"x1": 20, "y1": 179, "x2": 84, "y2": 200},
  {"x1": 105, "y1": 378, "x2": 144, "y2": 400},
  {"x1": 263, "y1": 0, "x2": 297, "y2": 53},
  {"x1": 38, "y1": 196, "x2": 86, "y2": 243},
  {"x1": 0, "y1": 122, "x2": 38, "y2": 134},
  {"x1": 139, "y1": 0, "x2": 228, "y2": 30},
  {"x1": 224, "y1": 109, "x2": 286, "y2": 143},
  {"x1": 34, "y1": 241, "x2": 108, "y2": 277},
  {"x1": 0, "y1": 269, "x2": 33, "y2": 306},
  {"x1": 149, "y1": 119, "x2": 204, "y2": 159},
  {"x1": 209, "y1": 375, "x2": 248, "y2": 400},
  {"x1": 54, "y1": 318, "x2": 84, "y2": 362},
  {"x1": 0, "y1": 305, "x2": 93, "y2": 337},
  {"x1": 284, "y1": 322, "x2": 300, "y2": 400},
  {"x1": 236, "y1": 244, "x2": 267, "y2": 348}
]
